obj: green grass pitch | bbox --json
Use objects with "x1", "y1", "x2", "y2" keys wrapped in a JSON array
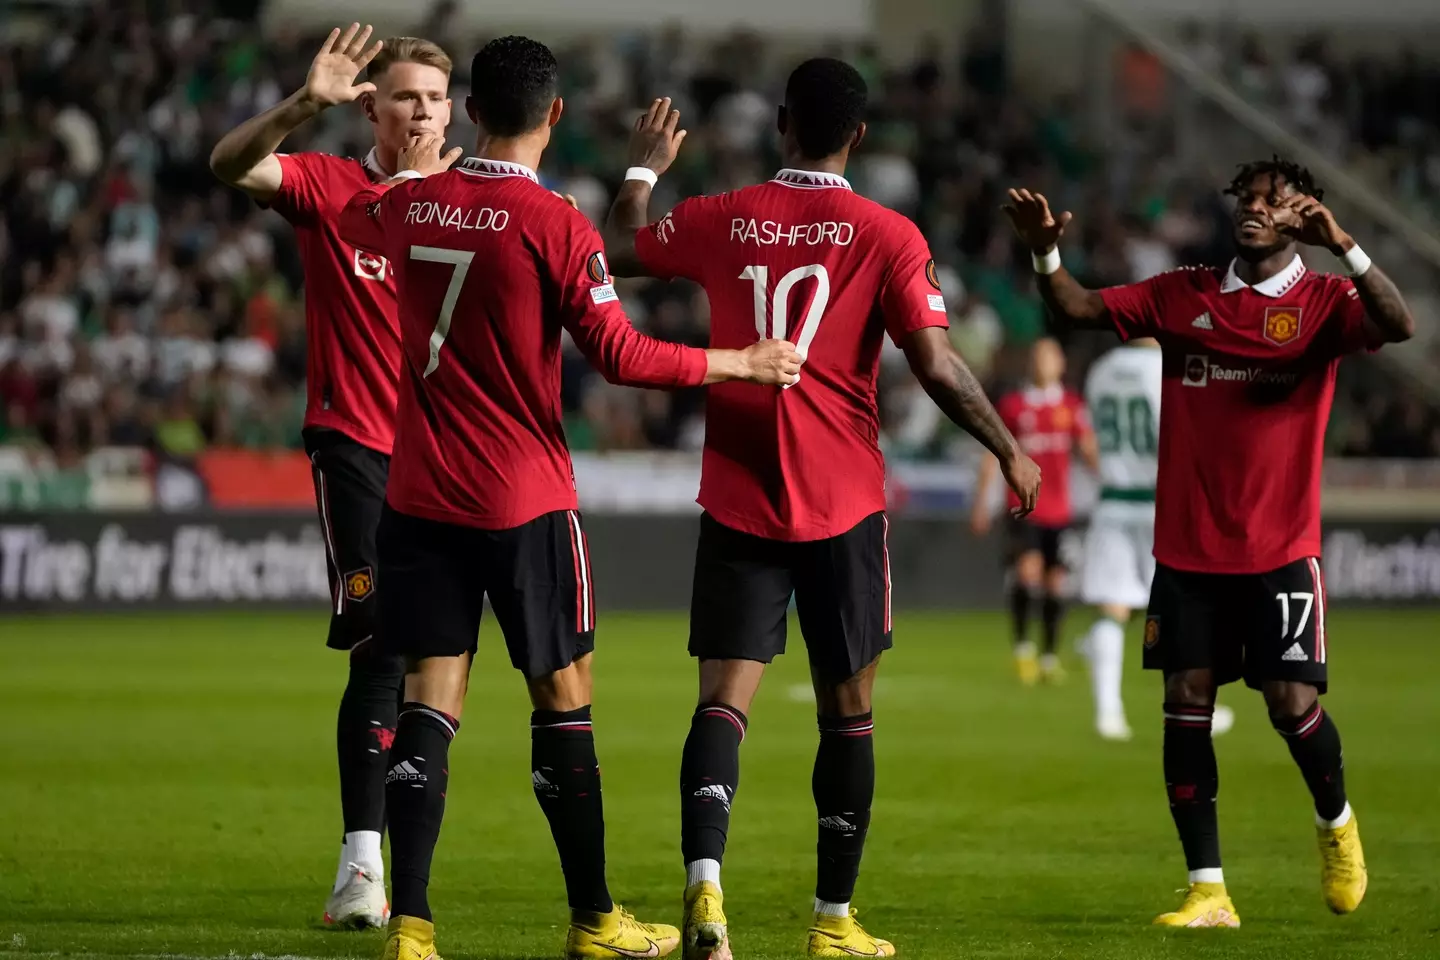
[{"x1": 3, "y1": 609, "x2": 1439, "y2": 960}]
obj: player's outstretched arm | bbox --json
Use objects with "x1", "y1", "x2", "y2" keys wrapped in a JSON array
[
  {"x1": 902, "y1": 327, "x2": 1041, "y2": 519},
  {"x1": 1002, "y1": 189, "x2": 1112, "y2": 331},
  {"x1": 603, "y1": 97, "x2": 687, "y2": 277},
  {"x1": 1272, "y1": 194, "x2": 1416, "y2": 343},
  {"x1": 210, "y1": 24, "x2": 382, "y2": 202}
]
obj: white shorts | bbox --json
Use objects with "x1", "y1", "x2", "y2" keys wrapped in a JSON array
[{"x1": 1080, "y1": 511, "x2": 1155, "y2": 610}]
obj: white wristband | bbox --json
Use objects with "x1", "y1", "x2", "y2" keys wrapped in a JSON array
[
  {"x1": 1339, "y1": 244, "x2": 1372, "y2": 278},
  {"x1": 1032, "y1": 247, "x2": 1061, "y2": 275},
  {"x1": 390, "y1": 169, "x2": 425, "y2": 182},
  {"x1": 624, "y1": 166, "x2": 659, "y2": 187}
]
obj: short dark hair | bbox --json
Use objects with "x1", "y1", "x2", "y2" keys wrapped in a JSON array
[
  {"x1": 1225, "y1": 155, "x2": 1324, "y2": 202},
  {"x1": 784, "y1": 58, "x2": 867, "y2": 159},
  {"x1": 469, "y1": 36, "x2": 558, "y2": 137}
]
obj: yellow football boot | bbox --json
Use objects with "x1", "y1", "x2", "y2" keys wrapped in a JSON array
[
  {"x1": 806, "y1": 908, "x2": 895, "y2": 957},
  {"x1": 1318, "y1": 812, "x2": 1367, "y2": 914},
  {"x1": 1153, "y1": 882, "x2": 1240, "y2": 928},
  {"x1": 567, "y1": 905, "x2": 680, "y2": 959},
  {"x1": 1015, "y1": 645, "x2": 1039, "y2": 686},
  {"x1": 682, "y1": 881, "x2": 732, "y2": 960},
  {"x1": 380, "y1": 916, "x2": 440, "y2": 960}
]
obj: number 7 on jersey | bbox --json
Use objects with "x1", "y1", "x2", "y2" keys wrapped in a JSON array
[{"x1": 411, "y1": 245, "x2": 475, "y2": 377}]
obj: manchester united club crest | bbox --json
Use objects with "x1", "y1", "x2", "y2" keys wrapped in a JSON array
[
  {"x1": 1263, "y1": 307, "x2": 1302, "y2": 345},
  {"x1": 344, "y1": 567, "x2": 375, "y2": 602},
  {"x1": 1143, "y1": 616, "x2": 1160, "y2": 649}
]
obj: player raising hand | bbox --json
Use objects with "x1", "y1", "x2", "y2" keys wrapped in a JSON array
[
  {"x1": 210, "y1": 27, "x2": 455, "y2": 931},
  {"x1": 1006, "y1": 158, "x2": 1414, "y2": 927},
  {"x1": 606, "y1": 62, "x2": 1038, "y2": 959}
]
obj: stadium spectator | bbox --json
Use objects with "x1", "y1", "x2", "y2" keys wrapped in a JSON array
[{"x1": 0, "y1": 3, "x2": 1435, "y2": 469}]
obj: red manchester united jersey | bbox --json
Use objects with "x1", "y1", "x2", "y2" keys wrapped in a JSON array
[
  {"x1": 634, "y1": 168, "x2": 949, "y2": 542},
  {"x1": 996, "y1": 385, "x2": 1090, "y2": 528},
  {"x1": 270, "y1": 150, "x2": 399, "y2": 454},
  {"x1": 1100, "y1": 255, "x2": 1379, "y2": 574},
  {"x1": 340, "y1": 157, "x2": 707, "y2": 530}
]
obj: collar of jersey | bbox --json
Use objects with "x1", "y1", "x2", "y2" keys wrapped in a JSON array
[
  {"x1": 458, "y1": 157, "x2": 540, "y2": 183},
  {"x1": 1023, "y1": 383, "x2": 1064, "y2": 406},
  {"x1": 1219, "y1": 253, "x2": 1306, "y2": 298},
  {"x1": 772, "y1": 168, "x2": 852, "y2": 190},
  {"x1": 361, "y1": 148, "x2": 392, "y2": 181}
]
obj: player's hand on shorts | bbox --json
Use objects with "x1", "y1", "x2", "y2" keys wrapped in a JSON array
[
  {"x1": 1002, "y1": 188, "x2": 1073, "y2": 254},
  {"x1": 1272, "y1": 193, "x2": 1352, "y2": 253},
  {"x1": 741, "y1": 338, "x2": 803, "y2": 386},
  {"x1": 1003, "y1": 451, "x2": 1043, "y2": 519},
  {"x1": 629, "y1": 97, "x2": 688, "y2": 177},
  {"x1": 302, "y1": 24, "x2": 384, "y2": 108},
  {"x1": 398, "y1": 132, "x2": 463, "y2": 178}
]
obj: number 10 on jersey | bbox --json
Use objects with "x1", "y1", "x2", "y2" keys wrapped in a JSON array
[{"x1": 741, "y1": 264, "x2": 830, "y2": 386}]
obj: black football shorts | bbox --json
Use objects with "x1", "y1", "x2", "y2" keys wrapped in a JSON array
[
  {"x1": 1142, "y1": 557, "x2": 1330, "y2": 692},
  {"x1": 1006, "y1": 516, "x2": 1067, "y2": 570},
  {"x1": 376, "y1": 504, "x2": 596, "y2": 679},
  {"x1": 304, "y1": 427, "x2": 390, "y2": 651},
  {"x1": 688, "y1": 511, "x2": 892, "y2": 683}
]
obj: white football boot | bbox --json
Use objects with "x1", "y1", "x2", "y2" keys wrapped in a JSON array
[{"x1": 325, "y1": 861, "x2": 390, "y2": 929}]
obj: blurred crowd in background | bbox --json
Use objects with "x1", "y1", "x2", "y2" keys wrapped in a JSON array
[{"x1": 2, "y1": 0, "x2": 1439, "y2": 473}]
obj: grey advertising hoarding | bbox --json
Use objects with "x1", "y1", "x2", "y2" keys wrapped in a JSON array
[{"x1": 1, "y1": 512, "x2": 1438, "y2": 612}]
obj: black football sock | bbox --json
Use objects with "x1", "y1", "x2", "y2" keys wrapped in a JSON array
[
  {"x1": 386, "y1": 702, "x2": 458, "y2": 922},
  {"x1": 1163, "y1": 703, "x2": 1222, "y2": 877},
  {"x1": 1009, "y1": 585, "x2": 1034, "y2": 648},
  {"x1": 337, "y1": 647, "x2": 405, "y2": 836},
  {"x1": 531, "y1": 706, "x2": 613, "y2": 914},
  {"x1": 680, "y1": 703, "x2": 747, "y2": 882},
  {"x1": 1273, "y1": 703, "x2": 1348, "y2": 822},
  {"x1": 813, "y1": 713, "x2": 875, "y2": 907},
  {"x1": 1041, "y1": 596, "x2": 1064, "y2": 656}
]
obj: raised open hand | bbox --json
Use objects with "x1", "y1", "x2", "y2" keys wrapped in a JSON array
[
  {"x1": 1002, "y1": 188, "x2": 1074, "y2": 253},
  {"x1": 629, "y1": 97, "x2": 688, "y2": 177},
  {"x1": 302, "y1": 24, "x2": 384, "y2": 108}
]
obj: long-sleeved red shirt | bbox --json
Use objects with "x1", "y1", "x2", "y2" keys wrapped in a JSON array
[{"x1": 339, "y1": 157, "x2": 707, "y2": 530}]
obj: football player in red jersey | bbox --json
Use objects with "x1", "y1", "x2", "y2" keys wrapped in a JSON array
[
  {"x1": 210, "y1": 26, "x2": 453, "y2": 929},
  {"x1": 972, "y1": 337, "x2": 1098, "y2": 686},
  {"x1": 335, "y1": 36, "x2": 800, "y2": 960},
  {"x1": 603, "y1": 61, "x2": 1041, "y2": 959},
  {"x1": 1005, "y1": 157, "x2": 1415, "y2": 927}
]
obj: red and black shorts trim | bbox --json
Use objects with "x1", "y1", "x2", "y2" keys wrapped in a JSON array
[
  {"x1": 304, "y1": 427, "x2": 390, "y2": 651},
  {"x1": 375, "y1": 505, "x2": 596, "y2": 679},
  {"x1": 688, "y1": 511, "x2": 892, "y2": 683},
  {"x1": 1143, "y1": 556, "x2": 1330, "y2": 693}
]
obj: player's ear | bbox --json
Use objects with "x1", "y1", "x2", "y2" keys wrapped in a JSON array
[
  {"x1": 360, "y1": 91, "x2": 377, "y2": 124},
  {"x1": 465, "y1": 95, "x2": 477, "y2": 125},
  {"x1": 850, "y1": 121, "x2": 867, "y2": 151},
  {"x1": 549, "y1": 96, "x2": 564, "y2": 128}
]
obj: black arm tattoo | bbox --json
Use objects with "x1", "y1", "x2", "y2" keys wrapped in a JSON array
[
  {"x1": 1351, "y1": 264, "x2": 1416, "y2": 343},
  {"x1": 915, "y1": 349, "x2": 1019, "y2": 462}
]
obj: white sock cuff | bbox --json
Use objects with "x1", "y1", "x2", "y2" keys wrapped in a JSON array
[
  {"x1": 1317, "y1": 802, "x2": 1353, "y2": 830},
  {"x1": 1188, "y1": 867, "x2": 1224, "y2": 885},
  {"x1": 686, "y1": 858, "x2": 722, "y2": 890},
  {"x1": 814, "y1": 898, "x2": 850, "y2": 917}
]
